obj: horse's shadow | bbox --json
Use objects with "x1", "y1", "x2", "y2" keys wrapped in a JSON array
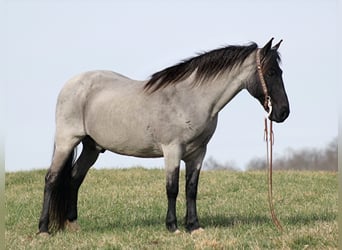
[
  {"x1": 201, "y1": 211, "x2": 336, "y2": 228},
  {"x1": 284, "y1": 212, "x2": 336, "y2": 226},
  {"x1": 81, "y1": 215, "x2": 164, "y2": 233},
  {"x1": 200, "y1": 214, "x2": 269, "y2": 228},
  {"x1": 81, "y1": 210, "x2": 336, "y2": 233}
]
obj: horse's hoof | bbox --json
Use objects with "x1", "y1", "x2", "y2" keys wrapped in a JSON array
[
  {"x1": 37, "y1": 232, "x2": 50, "y2": 237},
  {"x1": 190, "y1": 227, "x2": 205, "y2": 235},
  {"x1": 65, "y1": 220, "x2": 81, "y2": 232},
  {"x1": 174, "y1": 229, "x2": 181, "y2": 234}
]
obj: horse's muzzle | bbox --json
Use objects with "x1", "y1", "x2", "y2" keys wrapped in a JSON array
[{"x1": 271, "y1": 106, "x2": 290, "y2": 123}]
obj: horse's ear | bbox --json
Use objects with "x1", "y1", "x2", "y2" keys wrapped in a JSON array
[
  {"x1": 260, "y1": 38, "x2": 274, "y2": 57},
  {"x1": 272, "y1": 39, "x2": 283, "y2": 50}
]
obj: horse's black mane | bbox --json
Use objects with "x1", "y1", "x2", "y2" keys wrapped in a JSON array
[{"x1": 144, "y1": 43, "x2": 258, "y2": 92}]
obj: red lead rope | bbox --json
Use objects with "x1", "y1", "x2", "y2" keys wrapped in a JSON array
[
  {"x1": 264, "y1": 117, "x2": 283, "y2": 231},
  {"x1": 257, "y1": 47, "x2": 283, "y2": 231}
]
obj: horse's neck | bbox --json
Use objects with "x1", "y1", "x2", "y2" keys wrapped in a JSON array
[{"x1": 200, "y1": 54, "x2": 256, "y2": 118}]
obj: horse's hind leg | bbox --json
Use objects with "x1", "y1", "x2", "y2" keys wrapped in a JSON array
[
  {"x1": 65, "y1": 136, "x2": 100, "y2": 231},
  {"x1": 38, "y1": 137, "x2": 80, "y2": 235}
]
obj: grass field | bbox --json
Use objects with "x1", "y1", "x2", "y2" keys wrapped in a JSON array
[{"x1": 5, "y1": 168, "x2": 337, "y2": 249}]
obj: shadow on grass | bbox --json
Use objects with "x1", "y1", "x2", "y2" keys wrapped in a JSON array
[
  {"x1": 201, "y1": 214, "x2": 270, "y2": 228},
  {"x1": 81, "y1": 215, "x2": 164, "y2": 233},
  {"x1": 80, "y1": 210, "x2": 336, "y2": 233},
  {"x1": 200, "y1": 212, "x2": 337, "y2": 227},
  {"x1": 81, "y1": 214, "x2": 269, "y2": 233},
  {"x1": 285, "y1": 211, "x2": 336, "y2": 226},
  {"x1": 201, "y1": 211, "x2": 336, "y2": 228}
]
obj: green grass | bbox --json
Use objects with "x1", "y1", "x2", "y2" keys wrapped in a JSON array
[{"x1": 5, "y1": 168, "x2": 337, "y2": 249}]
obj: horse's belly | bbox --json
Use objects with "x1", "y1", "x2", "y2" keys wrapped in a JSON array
[
  {"x1": 88, "y1": 129, "x2": 163, "y2": 158},
  {"x1": 105, "y1": 142, "x2": 163, "y2": 158}
]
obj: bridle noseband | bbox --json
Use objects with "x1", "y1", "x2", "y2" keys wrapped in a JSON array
[{"x1": 256, "y1": 49, "x2": 272, "y2": 118}]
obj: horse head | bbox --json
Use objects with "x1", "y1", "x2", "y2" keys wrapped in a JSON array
[{"x1": 247, "y1": 38, "x2": 290, "y2": 123}]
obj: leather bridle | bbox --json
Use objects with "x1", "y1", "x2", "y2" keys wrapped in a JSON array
[{"x1": 256, "y1": 49, "x2": 272, "y2": 116}]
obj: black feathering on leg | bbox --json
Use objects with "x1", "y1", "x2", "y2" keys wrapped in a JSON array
[
  {"x1": 185, "y1": 167, "x2": 201, "y2": 232},
  {"x1": 165, "y1": 167, "x2": 180, "y2": 232}
]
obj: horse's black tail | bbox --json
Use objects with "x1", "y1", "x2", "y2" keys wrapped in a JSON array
[{"x1": 48, "y1": 147, "x2": 77, "y2": 232}]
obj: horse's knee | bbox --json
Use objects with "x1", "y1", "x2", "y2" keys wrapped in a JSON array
[
  {"x1": 166, "y1": 182, "x2": 179, "y2": 198},
  {"x1": 166, "y1": 171, "x2": 180, "y2": 199},
  {"x1": 187, "y1": 184, "x2": 200, "y2": 203}
]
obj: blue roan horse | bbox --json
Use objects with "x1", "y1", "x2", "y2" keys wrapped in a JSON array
[{"x1": 38, "y1": 38, "x2": 289, "y2": 235}]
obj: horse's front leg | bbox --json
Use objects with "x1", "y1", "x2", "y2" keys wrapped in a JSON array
[
  {"x1": 162, "y1": 144, "x2": 182, "y2": 233},
  {"x1": 184, "y1": 147, "x2": 206, "y2": 233}
]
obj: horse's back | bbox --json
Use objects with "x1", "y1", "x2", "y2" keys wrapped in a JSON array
[
  {"x1": 61, "y1": 70, "x2": 136, "y2": 92},
  {"x1": 58, "y1": 70, "x2": 141, "y2": 107}
]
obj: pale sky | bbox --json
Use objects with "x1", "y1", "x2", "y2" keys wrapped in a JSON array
[{"x1": 4, "y1": 1, "x2": 338, "y2": 172}]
